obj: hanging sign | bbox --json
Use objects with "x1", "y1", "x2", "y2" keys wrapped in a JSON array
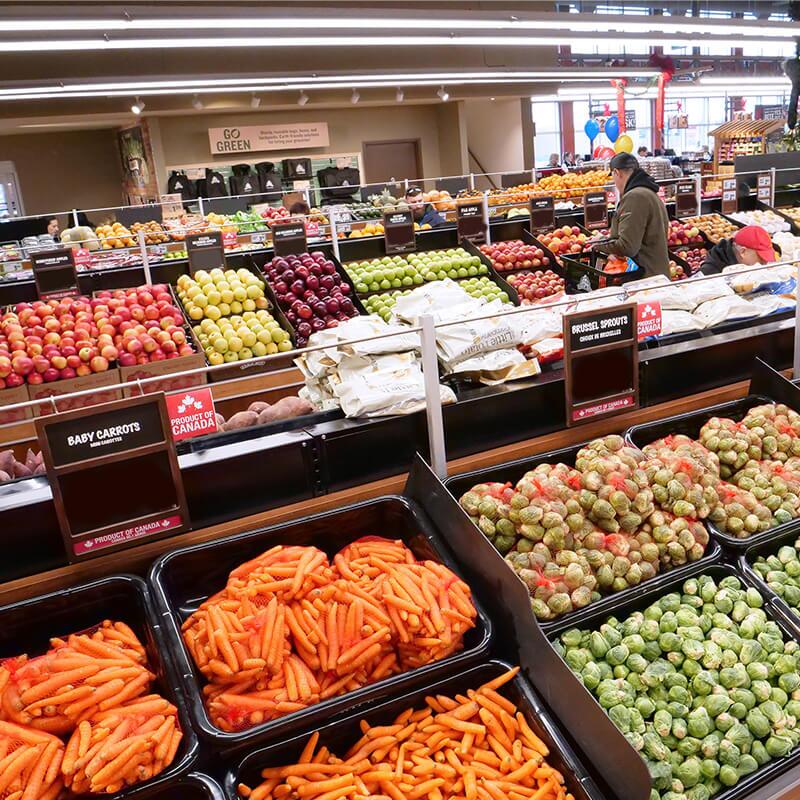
[
  {"x1": 563, "y1": 303, "x2": 638, "y2": 425},
  {"x1": 583, "y1": 191, "x2": 609, "y2": 230},
  {"x1": 383, "y1": 210, "x2": 416, "y2": 255},
  {"x1": 160, "y1": 193, "x2": 184, "y2": 222},
  {"x1": 456, "y1": 200, "x2": 487, "y2": 243},
  {"x1": 36, "y1": 393, "x2": 189, "y2": 561},
  {"x1": 675, "y1": 179, "x2": 699, "y2": 217},
  {"x1": 272, "y1": 220, "x2": 308, "y2": 256},
  {"x1": 625, "y1": 109, "x2": 637, "y2": 130},
  {"x1": 529, "y1": 196, "x2": 555, "y2": 233},
  {"x1": 186, "y1": 231, "x2": 225, "y2": 274},
  {"x1": 31, "y1": 248, "x2": 80, "y2": 301},
  {"x1": 757, "y1": 172, "x2": 773, "y2": 204},
  {"x1": 637, "y1": 300, "x2": 662, "y2": 341},
  {"x1": 721, "y1": 177, "x2": 738, "y2": 215},
  {"x1": 208, "y1": 123, "x2": 329, "y2": 154}
]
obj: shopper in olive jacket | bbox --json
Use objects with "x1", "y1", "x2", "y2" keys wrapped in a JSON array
[{"x1": 594, "y1": 152, "x2": 670, "y2": 277}]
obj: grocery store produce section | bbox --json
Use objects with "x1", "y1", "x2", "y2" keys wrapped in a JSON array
[{"x1": 5, "y1": 163, "x2": 800, "y2": 800}]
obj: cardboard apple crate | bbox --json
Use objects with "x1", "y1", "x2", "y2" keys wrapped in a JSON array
[
  {"x1": 28, "y1": 368, "x2": 122, "y2": 417},
  {"x1": 0, "y1": 383, "x2": 31, "y2": 425},
  {"x1": 119, "y1": 350, "x2": 207, "y2": 398}
]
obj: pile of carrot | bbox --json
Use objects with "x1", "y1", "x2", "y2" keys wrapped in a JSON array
[
  {"x1": 0, "y1": 620, "x2": 182, "y2": 798},
  {"x1": 238, "y1": 667, "x2": 575, "y2": 800},
  {"x1": 182, "y1": 538, "x2": 477, "y2": 733}
]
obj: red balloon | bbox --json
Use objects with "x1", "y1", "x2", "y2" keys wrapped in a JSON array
[
  {"x1": 593, "y1": 146, "x2": 604, "y2": 158},
  {"x1": 598, "y1": 147, "x2": 616, "y2": 159}
]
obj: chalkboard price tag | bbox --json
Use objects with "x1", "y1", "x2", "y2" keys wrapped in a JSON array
[
  {"x1": 383, "y1": 210, "x2": 416, "y2": 254},
  {"x1": 36, "y1": 393, "x2": 189, "y2": 561},
  {"x1": 584, "y1": 191, "x2": 609, "y2": 230},
  {"x1": 676, "y1": 179, "x2": 699, "y2": 217},
  {"x1": 563, "y1": 303, "x2": 638, "y2": 426},
  {"x1": 186, "y1": 231, "x2": 225, "y2": 274},
  {"x1": 272, "y1": 220, "x2": 308, "y2": 256},
  {"x1": 456, "y1": 200, "x2": 487, "y2": 243},
  {"x1": 757, "y1": 172, "x2": 773, "y2": 204},
  {"x1": 529, "y1": 196, "x2": 555, "y2": 233},
  {"x1": 31, "y1": 248, "x2": 79, "y2": 301},
  {"x1": 721, "y1": 177, "x2": 738, "y2": 215}
]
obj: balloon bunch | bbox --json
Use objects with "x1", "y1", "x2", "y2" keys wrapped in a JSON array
[{"x1": 585, "y1": 114, "x2": 634, "y2": 157}]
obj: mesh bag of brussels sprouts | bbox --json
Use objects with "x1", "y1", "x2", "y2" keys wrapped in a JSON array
[
  {"x1": 698, "y1": 418, "x2": 763, "y2": 480},
  {"x1": 555, "y1": 574, "x2": 800, "y2": 800},
  {"x1": 707, "y1": 482, "x2": 777, "y2": 539},
  {"x1": 740, "y1": 404, "x2": 800, "y2": 463},
  {"x1": 751, "y1": 540, "x2": 800, "y2": 615}
]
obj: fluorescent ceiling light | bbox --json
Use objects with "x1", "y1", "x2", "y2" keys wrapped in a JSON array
[
  {"x1": 0, "y1": 69, "x2": 658, "y2": 97},
  {"x1": 700, "y1": 76, "x2": 790, "y2": 86},
  {"x1": 0, "y1": 34, "x2": 783, "y2": 52},
  {"x1": 0, "y1": 14, "x2": 795, "y2": 39},
  {"x1": 0, "y1": 76, "x2": 654, "y2": 102}
]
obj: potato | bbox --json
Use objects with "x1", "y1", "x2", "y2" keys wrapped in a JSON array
[
  {"x1": 224, "y1": 410, "x2": 259, "y2": 431},
  {"x1": 33, "y1": 463, "x2": 46, "y2": 476},
  {"x1": 25, "y1": 449, "x2": 37, "y2": 472},
  {"x1": 12, "y1": 462, "x2": 32, "y2": 478},
  {"x1": 215, "y1": 412, "x2": 225, "y2": 428},
  {"x1": 257, "y1": 406, "x2": 279, "y2": 425},
  {"x1": 0, "y1": 450, "x2": 14, "y2": 475},
  {"x1": 247, "y1": 401, "x2": 270, "y2": 415},
  {"x1": 0, "y1": 470, "x2": 10, "y2": 483},
  {"x1": 272, "y1": 396, "x2": 314, "y2": 420}
]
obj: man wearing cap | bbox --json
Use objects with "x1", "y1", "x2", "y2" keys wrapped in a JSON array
[
  {"x1": 700, "y1": 225, "x2": 776, "y2": 275},
  {"x1": 593, "y1": 152, "x2": 670, "y2": 277},
  {"x1": 404, "y1": 186, "x2": 446, "y2": 228}
]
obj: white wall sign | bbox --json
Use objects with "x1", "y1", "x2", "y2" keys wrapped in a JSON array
[{"x1": 208, "y1": 123, "x2": 330, "y2": 154}]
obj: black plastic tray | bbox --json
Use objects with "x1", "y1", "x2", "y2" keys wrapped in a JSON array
[
  {"x1": 442, "y1": 441, "x2": 722, "y2": 635},
  {"x1": 224, "y1": 660, "x2": 603, "y2": 800},
  {"x1": 152, "y1": 773, "x2": 224, "y2": 800},
  {"x1": 0, "y1": 574, "x2": 198, "y2": 800},
  {"x1": 545, "y1": 562, "x2": 800, "y2": 800},
  {"x1": 625, "y1": 393, "x2": 800, "y2": 552},
  {"x1": 740, "y1": 527, "x2": 800, "y2": 641},
  {"x1": 148, "y1": 495, "x2": 493, "y2": 753}
]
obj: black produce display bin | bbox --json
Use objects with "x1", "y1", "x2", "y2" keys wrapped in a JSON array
[
  {"x1": 0, "y1": 575, "x2": 198, "y2": 799},
  {"x1": 625, "y1": 391, "x2": 800, "y2": 553},
  {"x1": 545, "y1": 563, "x2": 800, "y2": 800},
  {"x1": 148, "y1": 495, "x2": 492, "y2": 753},
  {"x1": 152, "y1": 773, "x2": 224, "y2": 800},
  {"x1": 741, "y1": 528, "x2": 800, "y2": 641},
  {"x1": 225, "y1": 661, "x2": 604, "y2": 800},
  {"x1": 405, "y1": 457, "x2": 652, "y2": 800},
  {"x1": 440, "y1": 441, "x2": 722, "y2": 635}
]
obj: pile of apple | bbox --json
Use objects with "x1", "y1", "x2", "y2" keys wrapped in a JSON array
[
  {"x1": 479, "y1": 240, "x2": 551, "y2": 273},
  {"x1": 507, "y1": 270, "x2": 565, "y2": 303},
  {"x1": 264, "y1": 251, "x2": 358, "y2": 347},
  {"x1": 537, "y1": 226, "x2": 590, "y2": 260},
  {"x1": 668, "y1": 259, "x2": 687, "y2": 281},
  {"x1": 0, "y1": 286, "x2": 194, "y2": 389},
  {"x1": 261, "y1": 206, "x2": 291, "y2": 223},
  {"x1": 668, "y1": 220, "x2": 704, "y2": 247},
  {"x1": 674, "y1": 246, "x2": 707, "y2": 274}
]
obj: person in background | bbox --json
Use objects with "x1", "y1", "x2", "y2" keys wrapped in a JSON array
[
  {"x1": 288, "y1": 200, "x2": 310, "y2": 216},
  {"x1": 76, "y1": 212, "x2": 94, "y2": 228},
  {"x1": 701, "y1": 145, "x2": 712, "y2": 162},
  {"x1": 592, "y1": 151, "x2": 670, "y2": 278},
  {"x1": 404, "y1": 186, "x2": 446, "y2": 227},
  {"x1": 547, "y1": 153, "x2": 560, "y2": 168},
  {"x1": 637, "y1": 146, "x2": 650, "y2": 158},
  {"x1": 45, "y1": 216, "x2": 59, "y2": 238},
  {"x1": 700, "y1": 225, "x2": 776, "y2": 275},
  {"x1": 562, "y1": 152, "x2": 577, "y2": 170}
]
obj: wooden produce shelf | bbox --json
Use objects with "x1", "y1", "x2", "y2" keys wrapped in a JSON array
[{"x1": 0, "y1": 376, "x2": 755, "y2": 607}]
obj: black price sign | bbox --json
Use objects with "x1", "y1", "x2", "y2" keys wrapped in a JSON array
[
  {"x1": 272, "y1": 220, "x2": 308, "y2": 256},
  {"x1": 584, "y1": 191, "x2": 609, "y2": 230},
  {"x1": 563, "y1": 303, "x2": 638, "y2": 426},
  {"x1": 757, "y1": 172, "x2": 773, "y2": 204},
  {"x1": 721, "y1": 177, "x2": 738, "y2": 215},
  {"x1": 31, "y1": 248, "x2": 79, "y2": 301},
  {"x1": 676, "y1": 179, "x2": 699, "y2": 217},
  {"x1": 186, "y1": 231, "x2": 225, "y2": 274},
  {"x1": 456, "y1": 200, "x2": 487, "y2": 243},
  {"x1": 36, "y1": 393, "x2": 189, "y2": 561},
  {"x1": 383, "y1": 210, "x2": 416, "y2": 254},
  {"x1": 529, "y1": 196, "x2": 555, "y2": 233}
]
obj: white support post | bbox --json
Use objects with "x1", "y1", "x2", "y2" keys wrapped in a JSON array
[
  {"x1": 482, "y1": 192, "x2": 491, "y2": 246},
  {"x1": 795, "y1": 261, "x2": 800, "y2": 379},
  {"x1": 138, "y1": 230, "x2": 152, "y2": 285},
  {"x1": 71, "y1": 209, "x2": 79, "y2": 227},
  {"x1": 419, "y1": 314, "x2": 447, "y2": 479},
  {"x1": 469, "y1": 173, "x2": 475, "y2": 190},
  {"x1": 197, "y1": 196, "x2": 205, "y2": 217},
  {"x1": 330, "y1": 216, "x2": 340, "y2": 261},
  {"x1": 694, "y1": 173, "x2": 702, "y2": 215},
  {"x1": 531, "y1": 167, "x2": 536, "y2": 184},
  {"x1": 770, "y1": 167, "x2": 777, "y2": 207}
]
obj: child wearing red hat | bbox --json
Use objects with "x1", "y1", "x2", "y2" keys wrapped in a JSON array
[{"x1": 700, "y1": 225, "x2": 777, "y2": 275}]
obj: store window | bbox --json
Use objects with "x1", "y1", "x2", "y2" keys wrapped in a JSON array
[{"x1": 531, "y1": 100, "x2": 561, "y2": 166}]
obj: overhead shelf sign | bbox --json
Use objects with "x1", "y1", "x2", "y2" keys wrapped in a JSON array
[{"x1": 208, "y1": 123, "x2": 330, "y2": 154}]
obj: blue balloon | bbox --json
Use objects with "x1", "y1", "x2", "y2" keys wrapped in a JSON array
[
  {"x1": 584, "y1": 119, "x2": 600, "y2": 142},
  {"x1": 605, "y1": 115, "x2": 620, "y2": 143}
]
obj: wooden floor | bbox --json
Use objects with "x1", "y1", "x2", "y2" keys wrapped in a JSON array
[{"x1": 0, "y1": 376, "x2": 753, "y2": 606}]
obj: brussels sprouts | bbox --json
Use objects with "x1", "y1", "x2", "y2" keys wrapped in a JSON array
[
  {"x1": 737, "y1": 753, "x2": 759, "y2": 776},
  {"x1": 751, "y1": 740, "x2": 771, "y2": 766},
  {"x1": 701, "y1": 733, "x2": 722, "y2": 760},
  {"x1": 724, "y1": 723, "x2": 753, "y2": 753},
  {"x1": 676, "y1": 757, "x2": 702, "y2": 788},
  {"x1": 703, "y1": 693, "x2": 731, "y2": 718},
  {"x1": 718, "y1": 764, "x2": 739, "y2": 787},
  {"x1": 718, "y1": 739, "x2": 741, "y2": 768},
  {"x1": 746, "y1": 708, "x2": 772, "y2": 738},
  {"x1": 766, "y1": 733, "x2": 795, "y2": 758},
  {"x1": 644, "y1": 732, "x2": 671, "y2": 761},
  {"x1": 687, "y1": 707, "x2": 714, "y2": 739},
  {"x1": 648, "y1": 759, "x2": 673, "y2": 790},
  {"x1": 609, "y1": 704, "x2": 632, "y2": 733}
]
